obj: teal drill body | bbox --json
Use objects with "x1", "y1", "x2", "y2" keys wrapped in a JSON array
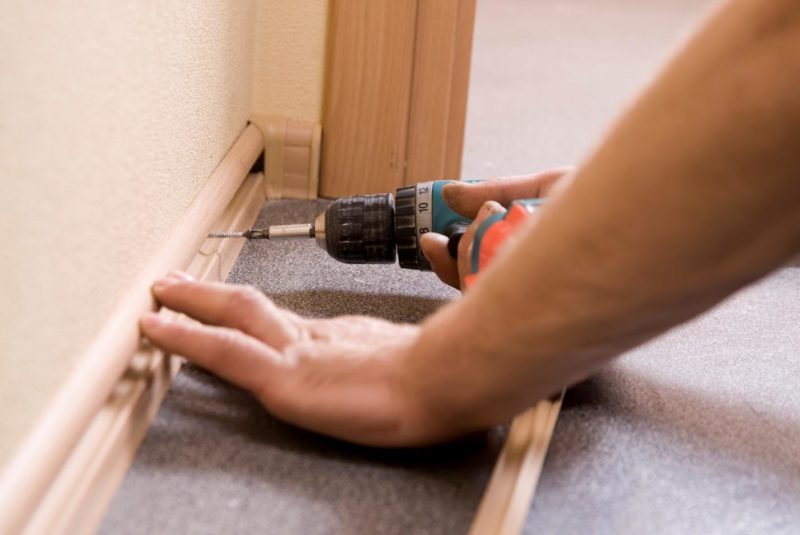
[
  {"x1": 393, "y1": 180, "x2": 539, "y2": 272},
  {"x1": 469, "y1": 198, "x2": 543, "y2": 275}
]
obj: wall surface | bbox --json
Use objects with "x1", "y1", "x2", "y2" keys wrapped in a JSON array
[
  {"x1": 251, "y1": 0, "x2": 329, "y2": 122},
  {"x1": 0, "y1": 1, "x2": 256, "y2": 470}
]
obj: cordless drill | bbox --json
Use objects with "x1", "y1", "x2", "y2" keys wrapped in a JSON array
[{"x1": 209, "y1": 180, "x2": 542, "y2": 278}]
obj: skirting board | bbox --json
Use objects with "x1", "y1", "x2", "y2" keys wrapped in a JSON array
[
  {"x1": 470, "y1": 395, "x2": 564, "y2": 535},
  {"x1": 0, "y1": 124, "x2": 265, "y2": 535}
]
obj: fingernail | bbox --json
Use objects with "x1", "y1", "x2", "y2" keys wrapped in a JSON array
[
  {"x1": 418, "y1": 234, "x2": 435, "y2": 254},
  {"x1": 152, "y1": 277, "x2": 179, "y2": 293},
  {"x1": 141, "y1": 313, "x2": 165, "y2": 330},
  {"x1": 169, "y1": 270, "x2": 193, "y2": 281},
  {"x1": 481, "y1": 201, "x2": 503, "y2": 215},
  {"x1": 442, "y1": 183, "x2": 463, "y2": 205},
  {"x1": 443, "y1": 181, "x2": 473, "y2": 195}
]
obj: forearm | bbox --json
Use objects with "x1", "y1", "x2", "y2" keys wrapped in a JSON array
[{"x1": 411, "y1": 0, "x2": 800, "y2": 431}]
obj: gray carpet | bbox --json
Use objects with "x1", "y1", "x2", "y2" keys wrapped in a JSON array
[{"x1": 525, "y1": 268, "x2": 800, "y2": 534}]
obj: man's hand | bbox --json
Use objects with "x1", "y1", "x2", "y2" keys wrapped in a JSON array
[
  {"x1": 419, "y1": 168, "x2": 574, "y2": 289},
  {"x1": 137, "y1": 169, "x2": 575, "y2": 446},
  {"x1": 140, "y1": 272, "x2": 450, "y2": 446}
]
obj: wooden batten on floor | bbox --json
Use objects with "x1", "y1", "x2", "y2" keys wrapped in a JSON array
[
  {"x1": 469, "y1": 395, "x2": 564, "y2": 535},
  {"x1": 0, "y1": 124, "x2": 266, "y2": 535},
  {"x1": 320, "y1": 0, "x2": 477, "y2": 197}
]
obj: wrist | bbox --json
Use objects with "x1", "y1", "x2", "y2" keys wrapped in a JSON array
[
  {"x1": 397, "y1": 304, "x2": 504, "y2": 441},
  {"x1": 389, "y1": 326, "x2": 472, "y2": 444}
]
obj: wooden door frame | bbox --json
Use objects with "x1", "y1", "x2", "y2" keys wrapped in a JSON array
[{"x1": 320, "y1": 0, "x2": 477, "y2": 196}]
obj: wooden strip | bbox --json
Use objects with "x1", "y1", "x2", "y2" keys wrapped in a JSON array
[
  {"x1": 443, "y1": 0, "x2": 476, "y2": 179},
  {"x1": 470, "y1": 394, "x2": 564, "y2": 535},
  {"x1": 27, "y1": 338, "x2": 182, "y2": 535},
  {"x1": 320, "y1": 0, "x2": 476, "y2": 196},
  {"x1": 499, "y1": 398, "x2": 563, "y2": 534},
  {"x1": 200, "y1": 171, "x2": 266, "y2": 256},
  {"x1": 26, "y1": 173, "x2": 265, "y2": 534},
  {"x1": 405, "y1": 0, "x2": 459, "y2": 183},
  {"x1": 213, "y1": 175, "x2": 267, "y2": 278},
  {"x1": 0, "y1": 125, "x2": 264, "y2": 535},
  {"x1": 320, "y1": 0, "x2": 418, "y2": 196},
  {"x1": 406, "y1": 0, "x2": 476, "y2": 183}
]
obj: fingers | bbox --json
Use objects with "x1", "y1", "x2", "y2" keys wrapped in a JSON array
[
  {"x1": 140, "y1": 312, "x2": 285, "y2": 395},
  {"x1": 151, "y1": 273, "x2": 302, "y2": 350},
  {"x1": 424, "y1": 168, "x2": 574, "y2": 290},
  {"x1": 419, "y1": 233, "x2": 461, "y2": 289},
  {"x1": 442, "y1": 167, "x2": 575, "y2": 218},
  {"x1": 457, "y1": 201, "x2": 506, "y2": 288}
]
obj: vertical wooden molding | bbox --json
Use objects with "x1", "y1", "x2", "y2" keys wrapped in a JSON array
[
  {"x1": 443, "y1": 0, "x2": 477, "y2": 179},
  {"x1": 320, "y1": 0, "x2": 418, "y2": 197},
  {"x1": 320, "y1": 0, "x2": 475, "y2": 197},
  {"x1": 406, "y1": 0, "x2": 476, "y2": 183}
]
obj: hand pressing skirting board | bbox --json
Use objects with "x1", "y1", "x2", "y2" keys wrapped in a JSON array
[{"x1": 0, "y1": 124, "x2": 265, "y2": 535}]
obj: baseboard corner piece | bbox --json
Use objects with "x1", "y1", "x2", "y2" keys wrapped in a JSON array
[{"x1": 250, "y1": 114, "x2": 321, "y2": 200}]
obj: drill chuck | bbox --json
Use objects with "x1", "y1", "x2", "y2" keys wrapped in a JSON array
[
  {"x1": 322, "y1": 194, "x2": 396, "y2": 264},
  {"x1": 318, "y1": 181, "x2": 470, "y2": 270}
]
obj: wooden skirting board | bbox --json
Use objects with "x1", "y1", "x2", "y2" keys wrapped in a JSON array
[
  {"x1": 0, "y1": 124, "x2": 266, "y2": 534},
  {"x1": 470, "y1": 395, "x2": 564, "y2": 535}
]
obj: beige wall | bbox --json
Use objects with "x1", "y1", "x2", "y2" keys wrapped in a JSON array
[
  {"x1": 252, "y1": 0, "x2": 329, "y2": 122},
  {"x1": 0, "y1": 2, "x2": 256, "y2": 468}
]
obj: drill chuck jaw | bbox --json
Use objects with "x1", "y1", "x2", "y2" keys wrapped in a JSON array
[{"x1": 322, "y1": 193, "x2": 396, "y2": 264}]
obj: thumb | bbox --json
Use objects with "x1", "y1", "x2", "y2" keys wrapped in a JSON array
[{"x1": 441, "y1": 167, "x2": 574, "y2": 218}]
